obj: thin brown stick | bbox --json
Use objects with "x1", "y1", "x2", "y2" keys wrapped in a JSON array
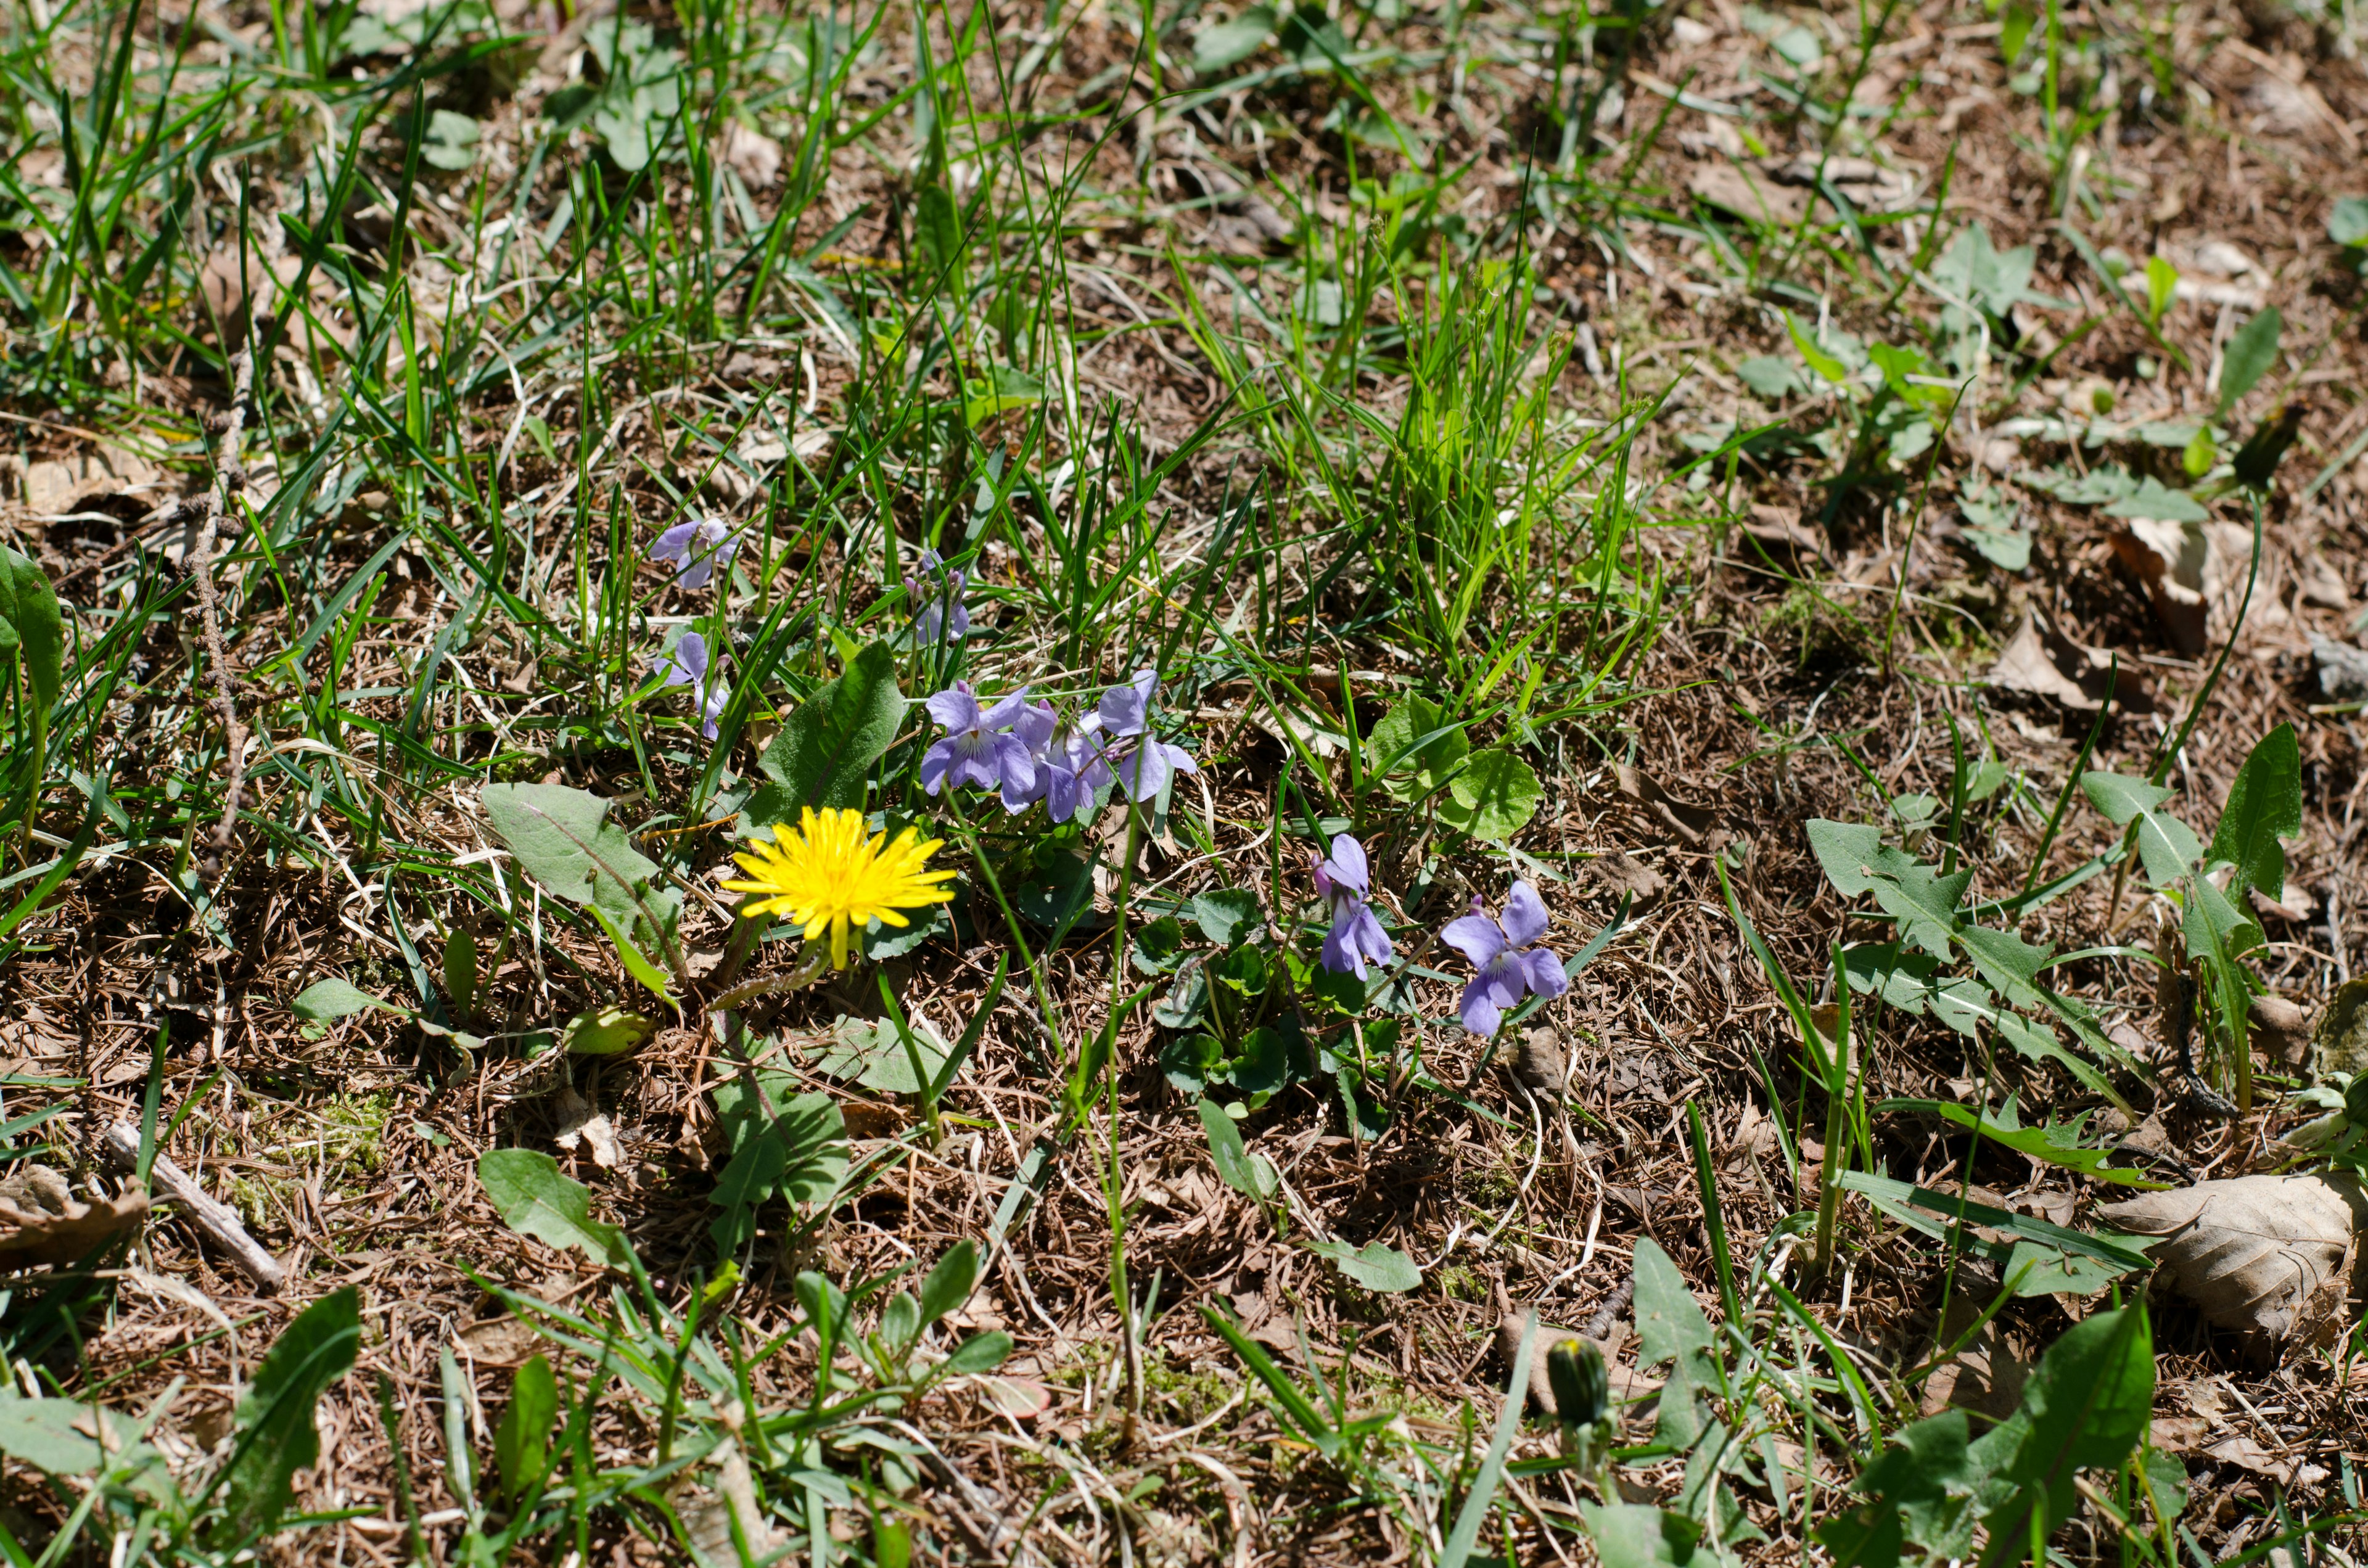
[
  {"x1": 191, "y1": 347, "x2": 253, "y2": 883},
  {"x1": 99, "y1": 1122, "x2": 285, "y2": 1294}
]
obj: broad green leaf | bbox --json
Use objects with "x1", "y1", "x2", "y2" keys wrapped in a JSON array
[
  {"x1": 2000, "y1": 1239, "x2": 2129, "y2": 1296},
  {"x1": 918, "y1": 1241, "x2": 980, "y2": 1326},
  {"x1": 2207, "y1": 723, "x2": 2300, "y2": 900},
  {"x1": 442, "y1": 929, "x2": 478, "y2": 1018},
  {"x1": 1302, "y1": 1237, "x2": 1421, "y2": 1292},
  {"x1": 1962, "y1": 522, "x2": 2031, "y2": 572},
  {"x1": 1992, "y1": 1011, "x2": 2124, "y2": 1106},
  {"x1": 1816, "y1": 1410, "x2": 1978, "y2": 1568},
  {"x1": 562, "y1": 1004, "x2": 652, "y2": 1056},
  {"x1": 707, "y1": 1094, "x2": 847, "y2": 1253},
  {"x1": 1191, "y1": 887, "x2": 1264, "y2": 948},
  {"x1": 1583, "y1": 1504, "x2": 1713, "y2": 1568},
  {"x1": 2184, "y1": 874, "x2": 2264, "y2": 964},
  {"x1": 936, "y1": 1331, "x2": 1014, "y2": 1379},
  {"x1": 1838, "y1": 1170, "x2": 2152, "y2": 1275},
  {"x1": 1853, "y1": 848, "x2": 1971, "y2": 958},
  {"x1": 588, "y1": 905, "x2": 677, "y2": 1004},
  {"x1": 1131, "y1": 915, "x2": 1188, "y2": 975},
  {"x1": 1876, "y1": 1097, "x2": 2167, "y2": 1187},
  {"x1": 2079, "y1": 772, "x2": 2202, "y2": 885},
  {"x1": 2139, "y1": 1445, "x2": 2190, "y2": 1523},
  {"x1": 1841, "y1": 943, "x2": 1944, "y2": 1013},
  {"x1": 0, "y1": 1395, "x2": 154, "y2": 1479},
  {"x1": 0, "y1": 547, "x2": 64, "y2": 710},
  {"x1": 1784, "y1": 311, "x2": 1850, "y2": 383},
  {"x1": 913, "y1": 178, "x2": 963, "y2": 286},
  {"x1": 420, "y1": 109, "x2": 479, "y2": 170},
  {"x1": 2217, "y1": 306, "x2": 2282, "y2": 413},
  {"x1": 815, "y1": 1013, "x2": 963, "y2": 1093},
  {"x1": 1632, "y1": 1236, "x2": 1714, "y2": 1378},
  {"x1": 479, "y1": 1150, "x2": 630, "y2": 1268},
  {"x1": 1973, "y1": 1307, "x2": 2155, "y2": 1568},
  {"x1": 1437, "y1": 747, "x2": 1542, "y2": 842},
  {"x1": 1807, "y1": 820, "x2": 1886, "y2": 896},
  {"x1": 1737, "y1": 356, "x2": 1801, "y2": 399},
  {"x1": 752, "y1": 642, "x2": 907, "y2": 821},
  {"x1": 2102, "y1": 476, "x2": 2210, "y2": 522},
  {"x1": 290, "y1": 977, "x2": 400, "y2": 1023},
  {"x1": 962, "y1": 364, "x2": 1045, "y2": 427},
  {"x1": 1278, "y1": 1, "x2": 1348, "y2": 64},
  {"x1": 1958, "y1": 924, "x2": 2052, "y2": 1004},
  {"x1": 2331, "y1": 196, "x2": 2368, "y2": 247},
  {"x1": 1199, "y1": 1098, "x2": 1279, "y2": 1199},
  {"x1": 2144, "y1": 256, "x2": 2179, "y2": 322},
  {"x1": 481, "y1": 783, "x2": 676, "y2": 938},
  {"x1": 1367, "y1": 695, "x2": 1470, "y2": 802},
  {"x1": 1193, "y1": 3, "x2": 1277, "y2": 73},
  {"x1": 213, "y1": 1287, "x2": 361, "y2": 1546},
  {"x1": 494, "y1": 1355, "x2": 559, "y2": 1502}
]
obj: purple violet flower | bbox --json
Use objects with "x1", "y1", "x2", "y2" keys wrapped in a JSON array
[
  {"x1": 915, "y1": 548, "x2": 971, "y2": 644},
  {"x1": 1097, "y1": 668, "x2": 1198, "y2": 803},
  {"x1": 650, "y1": 516, "x2": 739, "y2": 589},
  {"x1": 1442, "y1": 881, "x2": 1567, "y2": 1037},
  {"x1": 660, "y1": 631, "x2": 728, "y2": 740},
  {"x1": 1042, "y1": 720, "x2": 1114, "y2": 823},
  {"x1": 1314, "y1": 834, "x2": 1392, "y2": 979},
  {"x1": 1001, "y1": 700, "x2": 1059, "y2": 813},
  {"x1": 921, "y1": 681, "x2": 1038, "y2": 799}
]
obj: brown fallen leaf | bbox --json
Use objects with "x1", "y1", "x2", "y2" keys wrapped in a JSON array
[
  {"x1": 2099, "y1": 1173, "x2": 2368, "y2": 1344},
  {"x1": 1513, "y1": 1026, "x2": 1568, "y2": 1099},
  {"x1": 553, "y1": 1086, "x2": 622, "y2": 1170},
  {"x1": 2149, "y1": 1414, "x2": 2209, "y2": 1453},
  {"x1": 2206, "y1": 1434, "x2": 2295, "y2": 1484},
  {"x1": 2247, "y1": 993, "x2": 2314, "y2": 1069},
  {"x1": 1579, "y1": 852, "x2": 1667, "y2": 907},
  {"x1": 17, "y1": 443, "x2": 165, "y2": 519},
  {"x1": 1495, "y1": 1313, "x2": 1655, "y2": 1418},
  {"x1": 720, "y1": 122, "x2": 781, "y2": 189},
  {"x1": 0, "y1": 1166, "x2": 148, "y2": 1268},
  {"x1": 1687, "y1": 160, "x2": 1808, "y2": 226},
  {"x1": 1612, "y1": 764, "x2": 1722, "y2": 846},
  {"x1": 1920, "y1": 1297, "x2": 2029, "y2": 1421},
  {"x1": 1988, "y1": 612, "x2": 2155, "y2": 712},
  {"x1": 976, "y1": 1374, "x2": 1054, "y2": 1419},
  {"x1": 458, "y1": 1316, "x2": 540, "y2": 1366}
]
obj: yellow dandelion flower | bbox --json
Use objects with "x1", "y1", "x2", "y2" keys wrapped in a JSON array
[{"x1": 722, "y1": 807, "x2": 955, "y2": 969}]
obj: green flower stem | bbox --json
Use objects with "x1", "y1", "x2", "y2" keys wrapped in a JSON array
[
  {"x1": 939, "y1": 792, "x2": 1063, "y2": 1070},
  {"x1": 1104, "y1": 799, "x2": 1148, "y2": 1440}
]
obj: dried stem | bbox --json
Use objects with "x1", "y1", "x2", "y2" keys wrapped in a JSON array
[{"x1": 191, "y1": 347, "x2": 253, "y2": 882}]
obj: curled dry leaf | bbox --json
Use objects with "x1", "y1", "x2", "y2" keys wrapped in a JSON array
[
  {"x1": 1611, "y1": 764, "x2": 1722, "y2": 846},
  {"x1": 2099, "y1": 1173, "x2": 2368, "y2": 1344},
  {"x1": 0, "y1": 1166, "x2": 149, "y2": 1268},
  {"x1": 552, "y1": 1087, "x2": 622, "y2": 1170},
  {"x1": 1513, "y1": 1026, "x2": 1568, "y2": 1099},
  {"x1": 2108, "y1": 519, "x2": 2266, "y2": 657},
  {"x1": 2247, "y1": 993, "x2": 2314, "y2": 1069},
  {"x1": 1988, "y1": 612, "x2": 2156, "y2": 712},
  {"x1": 1687, "y1": 160, "x2": 1808, "y2": 226}
]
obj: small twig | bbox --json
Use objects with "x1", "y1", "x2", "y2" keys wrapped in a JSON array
[
  {"x1": 100, "y1": 1122, "x2": 285, "y2": 1294},
  {"x1": 191, "y1": 347, "x2": 254, "y2": 884}
]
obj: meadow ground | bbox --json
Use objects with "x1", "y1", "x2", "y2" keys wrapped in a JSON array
[{"x1": 1, "y1": 0, "x2": 2367, "y2": 1561}]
